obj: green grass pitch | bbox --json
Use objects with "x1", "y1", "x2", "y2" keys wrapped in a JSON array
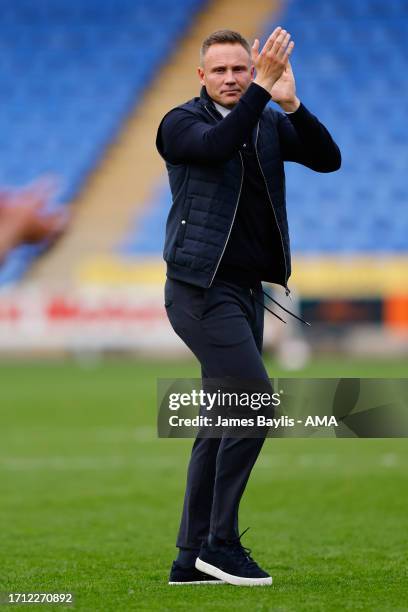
[{"x1": 0, "y1": 357, "x2": 407, "y2": 611}]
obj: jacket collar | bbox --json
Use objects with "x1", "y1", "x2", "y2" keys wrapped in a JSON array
[{"x1": 199, "y1": 86, "x2": 224, "y2": 121}]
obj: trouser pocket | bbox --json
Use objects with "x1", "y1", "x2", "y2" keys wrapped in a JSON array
[
  {"x1": 164, "y1": 279, "x2": 174, "y2": 308},
  {"x1": 164, "y1": 278, "x2": 208, "y2": 321}
]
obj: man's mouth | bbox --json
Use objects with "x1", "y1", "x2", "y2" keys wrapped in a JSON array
[{"x1": 222, "y1": 90, "x2": 240, "y2": 94}]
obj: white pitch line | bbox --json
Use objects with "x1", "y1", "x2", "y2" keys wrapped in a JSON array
[
  {"x1": 0, "y1": 456, "x2": 127, "y2": 471},
  {"x1": 257, "y1": 453, "x2": 404, "y2": 471}
]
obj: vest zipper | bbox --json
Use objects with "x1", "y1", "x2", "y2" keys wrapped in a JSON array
[
  {"x1": 204, "y1": 105, "x2": 245, "y2": 288},
  {"x1": 209, "y1": 150, "x2": 244, "y2": 287},
  {"x1": 254, "y1": 122, "x2": 290, "y2": 297}
]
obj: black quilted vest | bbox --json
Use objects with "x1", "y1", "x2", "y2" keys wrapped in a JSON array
[{"x1": 161, "y1": 88, "x2": 291, "y2": 290}]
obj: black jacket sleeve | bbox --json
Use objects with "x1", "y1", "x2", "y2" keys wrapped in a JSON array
[
  {"x1": 157, "y1": 82, "x2": 341, "y2": 172},
  {"x1": 277, "y1": 103, "x2": 341, "y2": 172},
  {"x1": 157, "y1": 82, "x2": 271, "y2": 165}
]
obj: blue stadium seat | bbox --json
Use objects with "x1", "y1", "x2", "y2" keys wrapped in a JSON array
[
  {"x1": 266, "y1": 0, "x2": 408, "y2": 254},
  {"x1": 0, "y1": 0, "x2": 205, "y2": 284}
]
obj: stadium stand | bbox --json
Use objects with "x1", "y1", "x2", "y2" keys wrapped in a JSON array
[
  {"x1": 121, "y1": 0, "x2": 408, "y2": 257},
  {"x1": 0, "y1": 0, "x2": 205, "y2": 284},
  {"x1": 25, "y1": 0, "x2": 275, "y2": 288}
]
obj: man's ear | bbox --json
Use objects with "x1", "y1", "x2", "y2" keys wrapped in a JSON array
[
  {"x1": 250, "y1": 65, "x2": 255, "y2": 80},
  {"x1": 197, "y1": 66, "x2": 205, "y2": 86}
]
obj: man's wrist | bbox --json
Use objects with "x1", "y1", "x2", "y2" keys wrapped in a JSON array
[
  {"x1": 253, "y1": 77, "x2": 273, "y2": 96},
  {"x1": 278, "y1": 97, "x2": 301, "y2": 113}
]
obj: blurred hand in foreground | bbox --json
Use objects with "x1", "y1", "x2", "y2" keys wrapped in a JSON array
[{"x1": 0, "y1": 177, "x2": 68, "y2": 263}]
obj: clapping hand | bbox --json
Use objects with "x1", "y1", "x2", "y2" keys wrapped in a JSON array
[
  {"x1": 270, "y1": 61, "x2": 300, "y2": 112},
  {"x1": 252, "y1": 27, "x2": 300, "y2": 112}
]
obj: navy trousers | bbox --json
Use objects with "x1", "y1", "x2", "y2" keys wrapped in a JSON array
[{"x1": 164, "y1": 277, "x2": 273, "y2": 548}]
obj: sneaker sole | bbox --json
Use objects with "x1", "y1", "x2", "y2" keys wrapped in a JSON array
[
  {"x1": 168, "y1": 579, "x2": 224, "y2": 585},
  {"x1": 195, "y1": 558, "x2": 272, "y2": 587}
]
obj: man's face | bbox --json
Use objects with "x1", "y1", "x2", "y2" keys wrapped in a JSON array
[{"x1": 198, "y1": 43, "x2": 254, "y2": 109}]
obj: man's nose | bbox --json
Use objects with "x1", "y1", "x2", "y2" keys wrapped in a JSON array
[{"x1": 224, "y1": 70, "x2": 236, "y2": 84}]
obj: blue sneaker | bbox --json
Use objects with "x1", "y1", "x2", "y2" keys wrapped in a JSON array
[
  {"x1": 195, "y1": 529, "x2": 272, "y2": 586},
  {"x1": 168, "y1": 560, "x2": 224, "y2": 585}
]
